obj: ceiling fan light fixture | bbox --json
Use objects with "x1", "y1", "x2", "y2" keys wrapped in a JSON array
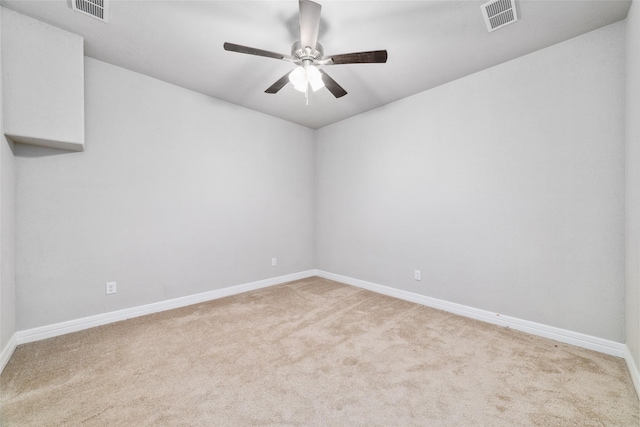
[
  {"x1": 289, "y1": 65, "x2": 325, "y2": 93},
  {"x1": 306, "y1": 66, "x2": 324, "y2": 92},
  {"x1": 289, "y1": 66, "x2": 308, "y2": 92}
]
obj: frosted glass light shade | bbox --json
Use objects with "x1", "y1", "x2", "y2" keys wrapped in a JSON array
[
  {"x1": 289, "y1": 66, "x2": 308, "y2": 92},
  {"x1": 306, "y1": 66, "x2": 324, "y2": 92},
  {"x1": 288, "y1": 65, "x2": 325, "y2": 93}
]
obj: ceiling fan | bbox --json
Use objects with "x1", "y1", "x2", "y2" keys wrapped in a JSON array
[{"x1": 223, "y1": 0, "x2": 388, "y2": 101}]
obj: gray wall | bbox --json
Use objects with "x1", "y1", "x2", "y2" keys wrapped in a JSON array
[
  {"x1": 0, "y1": 5, "x2": 17, "y2": 352},
  {"x1": 626, "y1": 1, "x2": 640, "y2": 373},
  {"x1": 315, "y1": 22, "x2": 626, "y2": 342},
  {"x1": 15, "y1": 58, "x2": 315, "y2": 330}
]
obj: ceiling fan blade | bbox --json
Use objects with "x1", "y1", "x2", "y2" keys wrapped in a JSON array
[
  {"x1": 299, "y1": 0, "x2": 321, "y2": 49},
  {"x1": 265, "y1": 72, "x2": 291, "y2": 94},
  {"x1": 319, "y1": 70, "x2": 347, "y2": 98},
  {"x1": 224, "y1": 42, "x2": 290, "y2": 61},
  {"x1": 327, "y1": 50, "x2": 388, "y2": 65}
]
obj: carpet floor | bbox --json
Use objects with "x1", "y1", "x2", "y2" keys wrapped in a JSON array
[{"x1": 1, "y1": 276, "x2": 638, "y2": 426}]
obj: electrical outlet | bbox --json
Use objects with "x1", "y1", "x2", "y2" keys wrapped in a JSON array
[
  {"x1": 272, "y1": 258, "x2": 277, "y2": 267},
  {"x1": 106, "y1": 281, "x2": 117, "y2": 295},
  {"x1": 414, "y1": 270, "x2": 421, "y2": 281}
]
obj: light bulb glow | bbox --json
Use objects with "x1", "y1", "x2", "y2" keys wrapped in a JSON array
[
  {"x1": 289, "y1": 66, "x2": 308, "y2": 92},
  {"x1": 306, "y1": 66, "x2": 325, "y2": 92},
  {"x1": 289, "y1": 65, "x2": 325, "y2": 94}
]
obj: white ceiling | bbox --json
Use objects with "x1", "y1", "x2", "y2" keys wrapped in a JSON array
[{"x1": 0, "y1": 0, "x2": 632, "y2": 129}]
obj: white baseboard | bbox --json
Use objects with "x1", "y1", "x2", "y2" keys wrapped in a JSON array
[
  {"x1": 624, "y1": 345, "x2": 640, "y2": 400},
  {"x1": 5, "y1": 268, "x2": 635, "y2": 398},
  {"x1": 15, "y1": 270, "x2": 317, "y2": 347},
  {"x1": 0, "y1": 333, "x2": 17, "y2": 374},
  {"x1": 316, "y1": 270, "x2": 626, "y2": 359}
]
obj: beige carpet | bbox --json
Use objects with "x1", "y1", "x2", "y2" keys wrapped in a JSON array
[{"x1": 1, "y1": 277, "x2": 638, "y2": 426}]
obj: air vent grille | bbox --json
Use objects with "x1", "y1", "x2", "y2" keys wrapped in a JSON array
[
  {"x1": 71, "y1": 0, "x2": 108, "y2": 23},
  {"x1": 481, "y1": 0, "x2": 517, "y2": 32}
]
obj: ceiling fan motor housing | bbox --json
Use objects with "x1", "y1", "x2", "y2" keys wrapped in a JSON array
[{"x1": 291, "y1": 41, "x2": 324, "y2": 65}]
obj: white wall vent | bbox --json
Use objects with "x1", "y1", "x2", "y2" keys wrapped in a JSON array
[
  {"x1": 481, "y1": 0, "x2": 517, "y2": 32},
  {"x1": 71, "y1": 0, "x2": 109, "y2": 23}
]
